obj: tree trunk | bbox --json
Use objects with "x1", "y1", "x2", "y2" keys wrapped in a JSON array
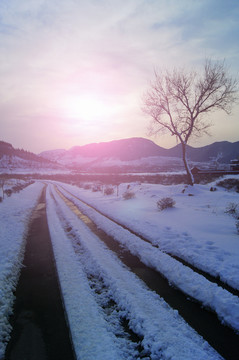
[
  {"x1": 181, "y1": 142, "x2": 194, "y2": 186},
  {"x1": 1, "y1": 184, "x2": 4, "y2": 199}
]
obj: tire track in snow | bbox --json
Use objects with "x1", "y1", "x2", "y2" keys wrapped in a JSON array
[
  {"x1": 55, "y1": 184, "x2": 239, "y2": 326},
  {"x1": 49, "y1": 188, "x2": 144, "y2": 359},
  {"x1": 48, "y1": 184, "x2": 222, "y2": 360},
  {"x1": 57, "y1": 183, "x2": 239, "y2": 297},
  {"x1": 52, "y1": 183, "x2": 239, "y2": 360},
  {"x1": 46, "y1": 187, "x2": 131, "y2": 360}
]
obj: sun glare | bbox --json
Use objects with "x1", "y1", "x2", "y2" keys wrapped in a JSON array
[{"x1": 64, "y1": 95, "x2": 111, "y2": 122}]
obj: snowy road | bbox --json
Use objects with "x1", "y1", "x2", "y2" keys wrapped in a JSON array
[
  {"x1": 1, "y1": 180, "x2": 238, "y2": 359},
  {"x1": 45, "y1": 182, "x2": 239, "y2": 360}
]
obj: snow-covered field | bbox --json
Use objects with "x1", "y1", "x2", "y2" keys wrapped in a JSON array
[
  {"x1": 56, "y1": 177, "x2": 239, "y2": 291},
  {"x1": 1, "y1": 176, "x2": 239, "y2": 359}
]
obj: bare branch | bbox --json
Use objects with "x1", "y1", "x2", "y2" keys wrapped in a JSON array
[{"x1": 142, "y1": 58, "x2": 238, "y2": 184}]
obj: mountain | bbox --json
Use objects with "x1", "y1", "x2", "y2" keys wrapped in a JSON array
[
  {"x1": 0, "y1": 140, "x2": 63, "y2": 173},
  {"x1": 38, "y1": 149, "x2": 67, "y2": 162},
  {"x1": 40, "y1": 138, "x2": 168, "y2": 162},
  {"x1": 39, "y1": 138, "x2": 182, "y2": 171},
  {"x1": 40, "y1": 137, "x2": 239, "y2": 167},
  {"x1": 167, "y1": 141, "x2": 239, "y2": 163},
  {"x1": 1, "y1": 138, "x2": 238, "y2": 173}
]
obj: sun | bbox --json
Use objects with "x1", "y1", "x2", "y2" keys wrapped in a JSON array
[{"x1": 63, "y1": 95, "x2": 111, "y2": 122}]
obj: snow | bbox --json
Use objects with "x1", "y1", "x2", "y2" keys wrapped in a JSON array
[
  {"x1": 55, "y1": 180, "x2": 239, "y2": 332},
  {"x1": 0, "y1": 154, "x2": 72, "y2": 174},
  {"x1": 46, "y1": 188, "x2": 124, "y2": 360},
  {"x1": 56, "y1": 178, "x2": 239, "y2": 291},
  {"x1": 0, "y1": 182, "x2": 44, "y2": 358},
  {"x1": 1, "y1": 175, "x2": 239, "y2": 359},
  {"x1": 46, "y1": 184, "x2": 222, "y2": 360}
]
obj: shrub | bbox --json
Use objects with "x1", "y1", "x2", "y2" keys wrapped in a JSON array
[
  {"x1": 236, "y1": 220, "x2": 239, "y2": 234},
  {"x1": 122, "y1": 191, "x2": 135, "y2": 200},
  {"x1": 210, "y1": 187, "x2": 217, "y2": 192},
  {"x1": 217, "y1": 179, "x2": 239, "y2": 192},
  {"x1": 225, "y1": 203, "x2": 239, "y2": 235},
  {"x1": 92, "y1": 184, "x2": 102, "y2": 192},
  {"x1": 104, "y1": 187, "x2": 114, "y2": 195},
  {"x1": 225, "y1": 202, "x2": 239, "y2": 218},
  {"x1": 5, "y1": 189, "x2": 12, "y2": 197},
  {"x1": 12, "y1": 185, "x2": 21, "y2": 193},
  {"x1": 83, "y1": 184, "x2": 91, "y2": 190},
  {"x1": 157, "y1": 197, "x2": 175, "y2": 211}
]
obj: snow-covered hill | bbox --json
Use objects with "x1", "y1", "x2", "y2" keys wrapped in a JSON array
[
  {"x1": 1, "y1": 138, "x2": 238, "y2": 173},
  {"x1": 38, "y1": 149, "x2": 67, "y2": 162},
  {"x1": 39, "y1": 137, "x2": 239, "y2": 172},
  {"x1": 0, "y1": 141, "x2": 66, "y2": 174}
]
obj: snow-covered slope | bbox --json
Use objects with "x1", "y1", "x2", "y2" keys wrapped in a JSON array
[
  {"x1": 39, "y1": 137, "x2": 239, "y2": 171},
  {"x1": 0, "y1": 155, "x2": 68, "y2": 174},
  {"x1": 39, "y1": 149, "x2": 67, "y2": 162},
  {"x1": 0, "y1": 141, "x2": 66, "y2": 174}
]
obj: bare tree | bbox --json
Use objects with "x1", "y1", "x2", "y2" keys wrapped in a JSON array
[
  {"x1": 0, "y1": 178, "x2": 5, "y2": 200},
  {"x1": 142, "y1": 59, "x2": 238, "y2": 185}
]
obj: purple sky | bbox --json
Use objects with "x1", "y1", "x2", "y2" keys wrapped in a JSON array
[{"x1": 0, "y1": 0, "x2": 238, "y2": 153}]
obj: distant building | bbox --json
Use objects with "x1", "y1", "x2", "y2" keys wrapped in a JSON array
[
  {"x1": 191, "y1": 166, "x2": 201, "y2": 175},
  {"x1": 230, "y1": 159, "x2": 239, "y2": 171},
  {"x1": 191, "y1": 160, "x2": 239, "y2": 175}
]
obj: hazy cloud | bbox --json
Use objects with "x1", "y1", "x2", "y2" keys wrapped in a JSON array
[{"x1": 0, "y1": 0, "x2": 238, "y2": 152}]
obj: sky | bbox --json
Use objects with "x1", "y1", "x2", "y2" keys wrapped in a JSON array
[{"x1": 0, "y1": 0, "x2": 238, "y2": 153}]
